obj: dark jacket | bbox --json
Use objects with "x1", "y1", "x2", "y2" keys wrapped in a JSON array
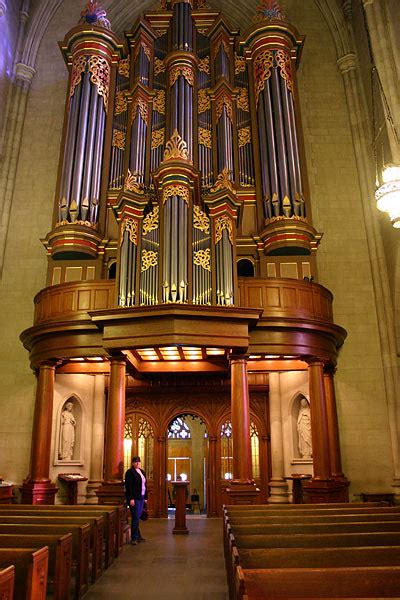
[{"x1": 125, "y1": 467, "x2": 147, "y2": 503}]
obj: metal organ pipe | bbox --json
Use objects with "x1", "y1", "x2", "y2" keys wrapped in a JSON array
[
  {"x1": 70, "y1": 71, "x2": 92, "y2": 217},
  {"x1": 59, "y1": 81, "x2": 82, "y2": 218}
]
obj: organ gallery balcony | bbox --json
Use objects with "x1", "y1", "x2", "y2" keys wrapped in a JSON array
[{"x1": 21, "y1": 278, "x2": 346, "y2": 370}]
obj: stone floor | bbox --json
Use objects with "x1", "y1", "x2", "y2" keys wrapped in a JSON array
[{"x1": 84, "y1": 516, "x2": 229, "y2": 599}]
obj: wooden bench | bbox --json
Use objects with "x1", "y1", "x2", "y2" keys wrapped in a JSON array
[
  {"x1": 0, "y1": 546, "x2": 48, "y2": 600},
  {"x1": 0, "y1": 506, "x2": 116, "y2": 568},
  {"x1": 0, "y1": 564, "x2": 14, "y2": 599},
  {"x1": 229, "y1": 521, "x2": 400, "y2": 536},
  {"x1": 0, "y1": 523, "x2": 90, "y2": 599},
  {"x1": 234, "y1": 564, "x2": 400, "y2": 599},
  {"x1": 227, "y1": 512, "x2": 400, "y2": 524},
  {"x1": 224, "y1": 502, "x2": 388, "y2": 511},
  {"x1": 0, "y1": 533, "x2": 72, "y2": 600},
  {"x1": 0, "y1": 515, "x2": 103, "y2": 585}
]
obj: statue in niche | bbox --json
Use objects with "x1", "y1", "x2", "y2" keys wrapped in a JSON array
[
  {"x1": 297, "y1": 398, "x2": 312, "y2": 458},
  {"x1": 59, "y1": 401, "x2": 76, "y2": 460}
]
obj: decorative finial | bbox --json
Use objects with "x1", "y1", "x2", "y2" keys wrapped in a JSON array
[
  {"x1": 80, "y1": 1, "x2": 111, "y2": 30},
  {"x1": 210, "y1": 168, "x2": 237, "y2": 196},
  {"x1": 254, "y1": 0, "x2": 286, "y2": 22},
  {"x1": 163, "y1": 129, "x2": 190, "y2": 161}
]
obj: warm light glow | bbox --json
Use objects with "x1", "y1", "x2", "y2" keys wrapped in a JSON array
[
  {"x1": 124, "y1": 439, "x2": 132, "y2": 451},
  {"x1": 224, "y1": 472, "x2": 233, "y2": 480},
  {"x1": 180, "y1": 473, "x2": 188, "y2": 481},
  {"x1": 166, "y1": 473, "x2": 172, "y2": 481},
  {"x1": 265, "y1": 355, "x2": 278, "y2": 359},
  {"x1": 375, "y1": 164, "x2": 400, "y2": 227},
  {"x1": 206, "y1": 348, "x2": 225, "y2": 356}
]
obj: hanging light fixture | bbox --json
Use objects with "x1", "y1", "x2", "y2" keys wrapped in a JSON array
[{"x1": 375, "y1": 164, "x2": 400, "y2": 227}]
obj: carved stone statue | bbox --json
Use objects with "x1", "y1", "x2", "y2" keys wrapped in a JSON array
[
  {"x1": 297, "y1": 398, "x2": 312, "y2": 458},
  {"x1": 59, "y1": 401, "x2": 76, "y2": 460}
]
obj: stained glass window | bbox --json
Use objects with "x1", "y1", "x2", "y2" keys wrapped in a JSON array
[
  {"x1": 168, "y1": 417, "x2": 191, "y2": 439},
  {"x1": 220, "y1": 419, "x2": 233, "y2": 479}
]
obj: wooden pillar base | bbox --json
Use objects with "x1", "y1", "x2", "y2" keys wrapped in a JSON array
[
  {"x1": 302, "y1": 478, "x2": 350, "y2": 504},
  {"x1": 20, "y1": 480, "x2": 58, "y2": 505},
  {"x1": 225, "y1": 480, "x2": 259, "y2": 505},
  {"x1": 96, "y1": 482, "x2": 125, "y2": 505}
]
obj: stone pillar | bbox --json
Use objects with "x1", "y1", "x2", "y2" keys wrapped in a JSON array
[
  {"x1": 225, "y1": 355, "x2": 258, "y2": 503},
  {"x1": 86, "y1": 374, "x2": 106, "y2": 504},
  {"x1": 96, "y1": 358, "x2": 126, "y2": 504},
  {"x1": 268, "y1": 372, "x2": 289, "y2": 503},
  {"x1": 20, "y1": 363, "x2": 58, "y2": 504}
]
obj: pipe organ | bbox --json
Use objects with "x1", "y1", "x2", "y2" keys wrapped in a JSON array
[{"x1": 44, "y1": 0, "x2": 322, "y2": 298}]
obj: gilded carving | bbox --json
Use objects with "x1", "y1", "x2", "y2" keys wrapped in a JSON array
[
  {"x1": 169, "y1": 65, "x2": 194, "y2": 87},
  {"x1": 194, "y1": 249, "x2": 211, "y2": 271},
  {"x1": 118, "y1": 56, "x2": 130, "y2": 78},
  {"x1": 88, "y1": 55, "x2": 110, "y2": 111},
  {"x1": 215, "y1": 215, "x2": 234, "y2": 244},
  {"x1": 70, "y1": 55, "x2": 87, "y2": 99},
  {"x1": 114, "y1": 91, "x2": 128, "y2": 115},
  {"x1": 235, "y1": 54, "x2": 246, "y2": 74},
  {"x1": 237, "y1": 88, "x2": 249, "y2": 112},
  {"x1": 254, "y1": 0, "x2": 285, "y2": 22},
  {"x1": 198, "y1": 88, "x2": 211, "y2": 113},
  {"x1": 254, "y1": 49, "x2": 274, "y2": 105},
  {"x1": 154, "y1": 89, "x2": 166, "y2": 114},
  {"x1": 112, "y1": 129, "x2": 126, "y2": 150},
  {"x1": 151, "y1": 128, "x2": 165, "y2": 149},
  {"x1": 275, "y1": 49, "x2": 294, "y2": 93},
  {"x1": 198, "y1": 56, "x2": 210, "y2": 74},
  {"x1": 163, "y1": 184, "x2": 190, "y2": 204},
  {"x1": 124, "y1": 169, "x2": 144, "y2": 194},
  {"x1": 132, "y1": 97, "x2": 149, "y2": 125},
  {"x1": 163, "y1": 129, "x2": 189, "y2": 161},
  {"x1": 142, "y1": 42, "x2": 151, "y2": 62},
  {"x1": 121, "y1": 218, "x2": 138, "y2": 245},
  {"x1": 213, "y1": 38, "x2": 230, "y2": 60},
  {"x1": 238, "y1": 126, "x2": 251, "y2": 147},
  {"x1": 154, "y1": 57, "x2": 166, "y2": 76},
  {"x1": 141, "y1": 249, "x2": 158, "y2": 272},
  {"x1": 198, "y1": 127, "x2": 212, "y2": 148},
  {"x1": 216, "y1": 94, "x2": 233, "y2": 122},
  {"x1": 193, "y1": 205, "x2": 210, "y2": 234},
  {"x1": 142, "y1": 206, "x2": 159, "y2": 236},
  {"x1": 210, "y1": 167, "x2": 237, "y2": 196}
]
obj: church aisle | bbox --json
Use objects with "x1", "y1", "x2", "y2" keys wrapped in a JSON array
[{"x1": 84, "y1": 516, "x2": 229, "y2": 599}]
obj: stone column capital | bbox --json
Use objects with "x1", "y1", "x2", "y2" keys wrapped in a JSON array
[
  {"x1": 15, "y1": 62, "x2": 36, "y2": 85},
  {"x1": 337, "y1": 53, "x2": 357, "y2": 75},
  {"x1": 362, "y1": 0, "x2": 374, "y2": 7}
]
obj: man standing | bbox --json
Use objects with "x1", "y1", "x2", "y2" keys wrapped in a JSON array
[{"x1": 125, "y1": 456, "x2": 147, "y2": 545}]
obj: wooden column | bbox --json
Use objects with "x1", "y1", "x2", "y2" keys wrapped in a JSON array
[
  {"x1": 96, "y1": 357, "x2": 126, "y2": 504},
  {"x1": 157, "y1": 435, "x2": 167, "y2": 518},
  {"x1": 303, "y1": 360, "x2": 349, "y2": 503},
  {"x1": 20, "y1": 363, "x2": 58, "y2": 504},
  {"x1": 208, "y1": 435, "x2": 218, "y2": 517},
  {"x1": 226, "y1": 355, "x2": 258, "y2": 503}
]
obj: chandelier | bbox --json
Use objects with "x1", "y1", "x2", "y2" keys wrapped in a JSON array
[{"x1": 375, "y1": 165, "x2": 400, "y2": 228}]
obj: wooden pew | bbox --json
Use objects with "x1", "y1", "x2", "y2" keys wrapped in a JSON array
[
  {"x1": 224, "y1": 502, "x2": 388, "y2": 511},
  {"x1": 0, "y1": 515, "x2": 103, "y2": 585},
  {"x1": 0, "y1": 565, "x2": 14, "y2": 599},
  {"x1": 0, "y1": 523, "x2": 90, "y2": 599},
  {"x1": 224, "y1": 506, "x2": 400, "y2": 517},
  {"x1": 0, "y1": 546, "x2": 48, "y2": 600},
  {"x1": 229, "y1": 521, "x2": 400, "y2": 536},
  {"x1": 228, "y1": 512, "x2": 400, "y2": 524},
  {"x1": 232, "y1": 531, "x2": 400, "y2": 549},
  {"x1": 0, "y1": 533, "x2": 72, "y2": 600},
  {"x1": 0, "y1": 506, "x2": 116, "y2": 568},
  {"x1": 234, "y1": 564, "x2": 400, "y2": 599}
]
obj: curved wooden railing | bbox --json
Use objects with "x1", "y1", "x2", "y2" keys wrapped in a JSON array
[{"x1": 33, "y1": 278, "x2": 334, "y2": 326}]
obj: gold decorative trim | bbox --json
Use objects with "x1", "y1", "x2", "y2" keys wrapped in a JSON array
[
  {"x1": 88, "y1": 55, "x2": 110, "y2": 111},
  {"x1": 213, "y1": 38, "x2": 230, "y2": 60},
  {"x1": 194, "y1": 248, "x2": 211, "y2": 271},
  {"x1": 215, "y1": 215, "x2": 234, "y2": 244},
  {"x1": 198, "y1": 127, "x2": 212, "y2": 148},
  {"x1": 169, "y1": 65, "x2": 194, "y2": 87},
  {"x1": 198, "y1": 56, "x2": 210, "y2": 74},
  {"x1": 275, "y1": 49, "x2": 294, "y2": 93},
  {"x1": 216, "y1": 94, "x2": 233, "y2": 121},
  {"x1": 112, "y1": 129, "x2": 126, "y2": 150},
  {"x1": 132, "y1": 97, "x2": 149, "y2": 125},
  {"x1": 142, "y1": 42, "x2": 151, "y2": 62},
  {"x1": 210, "y1": 167, "x2": 237, "y2": 196},
  {"x1": 163, "y1": 184, "x2": 190, "y2": 204},
  {"x1": 142, "y1": 206, "x2": 159, "y2": 236},
  {"x1": 235, "y1": 54, "x2": 246, "y2": 74},
  {"x1": 124, "y1": 169, "x2": 144, "y2": 194},
  {"x1": 118, "y1": 57, "x2": 130, "y2": 78},
  {"x1": 237, "y1": 87, "x2": 249, "y2": 112},
  {"x1": 154, "y1": 57, "x2": 166, "y2": 76},
  {"x1": 154, "y1": 89, "x2": 166, "y2": 114},
  {"x1": 238, "y1": 127, "x2": 251, "y2": 147},
  {"x1": 151, "y1": 128, "x2": 165, "y2": 149},
  {"x1": 141, "y1": 249, "x2": 158, "y2": 272},
  {"x1": 193, "y1": 205, "x2": 210, "y2": 234},
  {"x1": 198, "y1": 88, "x2": 211, "y2": 113},
  {"x1": 70, "y1": 55, "x2": 87, "y2": 99},
  {"x1": 114, "y1": 91, "x2": 127, "y2": 115},
  {"x1": 163, "y1": 129, "x2": 189, "y2": 161},
  {"x1": 121, "y1": 217, "x2": 138, "y2": 245},
  {"x1": 254, "y1": 49, "x2": 274, "y2": 106}
]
